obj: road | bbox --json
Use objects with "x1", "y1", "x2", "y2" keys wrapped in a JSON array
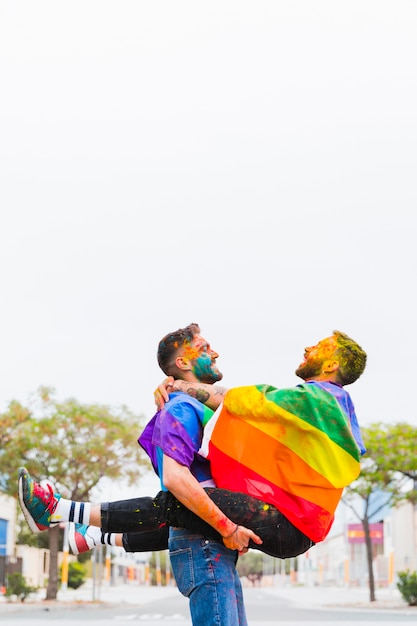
[{"x1": 1, "y1": 587, "x2": 416, "y2": 626}]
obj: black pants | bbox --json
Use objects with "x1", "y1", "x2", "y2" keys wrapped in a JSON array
[{"x1": 101, "y1": 488, "x2": 314, "y2": 559}]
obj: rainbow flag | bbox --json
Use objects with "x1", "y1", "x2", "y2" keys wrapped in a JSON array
[{"x1": 200, "y1": 383, "x2": 361, "y2": 543}]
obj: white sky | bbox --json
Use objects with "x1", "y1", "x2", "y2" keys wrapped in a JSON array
[{"x1": 1, "y1": 0, "x2": 417, "y2": 466}]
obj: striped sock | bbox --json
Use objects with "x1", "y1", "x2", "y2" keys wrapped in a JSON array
[
  {"x1": 51, "y1": 498, "x2": 91, "y2": 525},
  {"x1": 101, "y1": 532, "x2": 117, "y2": 547}
]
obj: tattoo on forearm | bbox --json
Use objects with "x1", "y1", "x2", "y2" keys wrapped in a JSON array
[
  {"x1": 185, "y1": 385, "x2": 226, "y2": 406},
  {"x1": 195, "y1": 389, "x2": 211, "y2": 404},
  {"x1": 186, "y1": 387, "x2": 210, "y2": 404}
]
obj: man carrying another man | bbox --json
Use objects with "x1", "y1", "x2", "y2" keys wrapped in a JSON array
[{"x1": 19, "y1": 324, "x2": 367, "y2": 625}]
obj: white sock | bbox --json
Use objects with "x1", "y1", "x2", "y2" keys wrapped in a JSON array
[
  {"x1": 82, "y1": 526, "x2": 118, "y2": 548},
  {"x1": 100, "y1": 531, "x2": 118, "y2": 547},
  {"x1": 51, "y1": 498, "x2": 91, "y2": 525},
  {"x1": 84, "y1": 525, "x2": 102, "y2": 548}
]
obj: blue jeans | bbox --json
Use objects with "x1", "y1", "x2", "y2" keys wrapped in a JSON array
[{"x1": 168, "y1": 528, "x2": 248, "y2": 626}]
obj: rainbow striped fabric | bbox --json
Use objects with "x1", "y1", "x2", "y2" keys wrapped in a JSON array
[{"x1": 200, "y1": 383, "x2": 361, "y2": 543}]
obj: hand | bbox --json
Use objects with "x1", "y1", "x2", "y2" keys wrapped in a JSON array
[
  {"x1": 154, "y1": 377, "x2": 175, "y2": 410},
  {"x1": 222, "y1": 524, "x2": 263, "y2": 554}
]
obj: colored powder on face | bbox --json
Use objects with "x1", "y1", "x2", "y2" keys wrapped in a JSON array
[
  {"x1": 181, "y1": 341, "x2": 200, "y2": 361},
  {"x1": 192, "y1": 353, "x2": 214, "y2": 379}
]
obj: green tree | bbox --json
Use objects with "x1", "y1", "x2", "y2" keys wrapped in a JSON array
[
  {"x1": 60, "y1": 561, "x2": 87, "y2": 589},
  {"x1": 343, "y1": 422, "x2": 417, "y2": 602},
  {"x1": 0, "y1": 401, "x2": 31, "y2": 492},
  {"x1": 0, "y1": 387, "x2": 150, "y2": 600},
  {"x1": 5, "y1": 572, "x2": 38, "y2": 602},
  {"x1": 397, "y1": 570, "x2": 417, "y2": 606},
  {"x1": 366, "y1": 422, "x2": 417, "y2": 503}
]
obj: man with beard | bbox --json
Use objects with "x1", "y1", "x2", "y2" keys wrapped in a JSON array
[{"x1": 20, "y1": 323, "x2": 259, "y2": 626}]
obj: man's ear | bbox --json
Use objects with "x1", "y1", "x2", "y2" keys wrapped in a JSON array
[
  {"x1": 176, "y1": 356, "x2": 192, "y2": 372},
  {"x1": 322, "y1": 360, "x2": 340, "y2": 374}
]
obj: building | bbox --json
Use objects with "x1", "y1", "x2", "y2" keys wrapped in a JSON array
[
  {"x1": 0, "y1": 492, "x2": 20, "y2": 590},
  {"x1": 300, "y1": 496, "x2": 417, "y2": 588}
]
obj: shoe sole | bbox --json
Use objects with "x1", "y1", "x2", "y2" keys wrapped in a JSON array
[
  {"x1": 68, "y1": 524, "x2": 80, "y2": 555},
  {"x1": 18, "y1": 472, "x2": 42, "y2": 534}
]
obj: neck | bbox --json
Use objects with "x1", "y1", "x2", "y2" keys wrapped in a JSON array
[{"x1": 305, "y1": 373, "x2": 340, "y2": 384}]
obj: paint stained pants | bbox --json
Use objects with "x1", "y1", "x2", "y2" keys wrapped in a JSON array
[{"x1": 100, "y1": 487, "x2": 314, "y2": 558}]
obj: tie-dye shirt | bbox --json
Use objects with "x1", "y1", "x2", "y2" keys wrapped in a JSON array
[
  {"x1": 138, "y1": 392, "x2": 214, "y2": 490},
  {"x1": 305, "y1": 381, "x2": 365, "y2": 454}
]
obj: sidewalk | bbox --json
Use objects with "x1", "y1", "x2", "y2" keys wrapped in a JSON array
[
  {"x1": 0, "y1": 580, "x2": 415, "y2": 614},
  {"x1": 260, "y1": 583, "x2": 413, "y2": 612},
  {"x1": 0, "y1": 579, "x2": 179, "y2": 612}
]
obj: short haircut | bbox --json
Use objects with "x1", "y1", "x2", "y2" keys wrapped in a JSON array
[
  {"x1": 333, "y1": 330, "x2": 367, "y2": 385},
  {"x1": 157, "y1": 323, "x2": 201, "y2": 377}
]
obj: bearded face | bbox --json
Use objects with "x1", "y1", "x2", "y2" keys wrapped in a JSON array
[
  {"x1": 192, "y1": 353, "x2": 223, "y2": 384},
  {"x1": 183, "y1": 334, "x2": 223, "y2": 384},
  {"x1": 295, "y1": 336, "x2": 337, "y2": 381},
  {"x1": 295, "y1": 357, "x2": 324, "y2": 380}
]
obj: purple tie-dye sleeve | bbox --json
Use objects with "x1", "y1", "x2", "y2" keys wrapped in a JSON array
[
  {"x1": 137, "y1": 413, "x2": 159, "y2": 473},
  {"x1": 152, "y1": 406, "x2": 197, "y2": 467},
  {"x1": 138, "y1": 397, "x2": 204, "y2": 474}
]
